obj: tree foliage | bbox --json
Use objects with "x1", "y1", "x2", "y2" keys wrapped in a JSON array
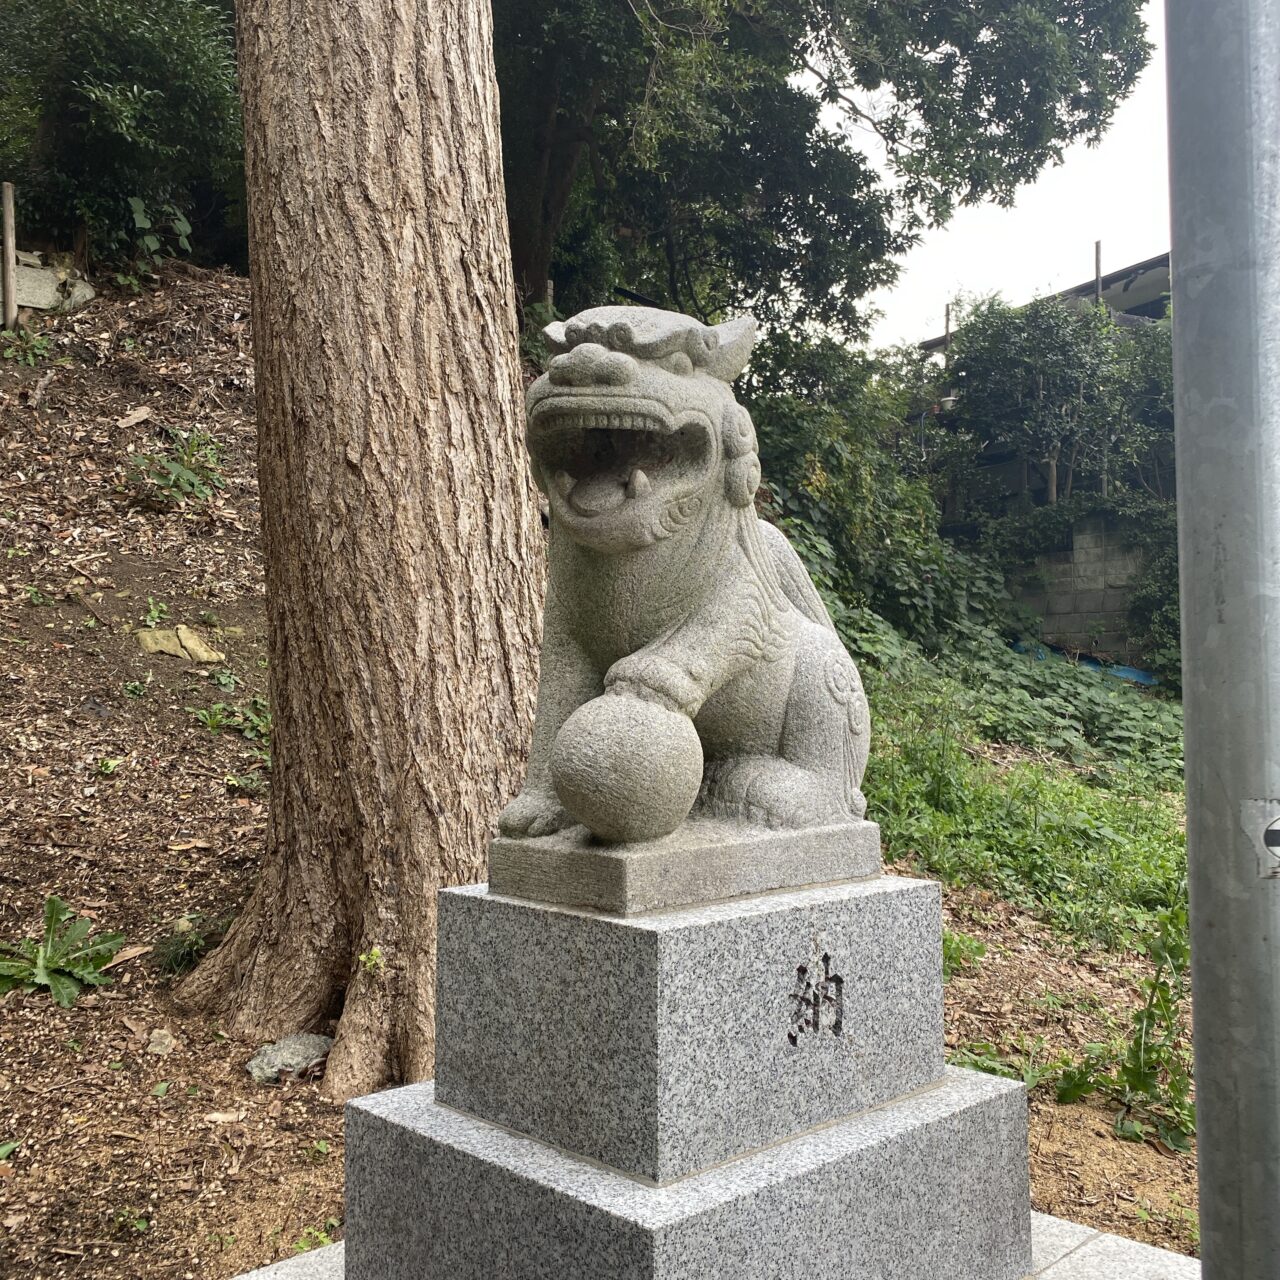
[
  {"x1": 744, "y1": 334, "x2": 1008, "y2": 647},
  {"x1": 494, "y1": 0, "x2": 1151, "y2": 333},
  {"x1": 0, "y1": 0, "x2": 241, "y2": 261},
  {"x1": 944, "y1": 296, "x2": 1174, "y2": 512},
  {"x1": 940, "y1": 297, "x2": 1179, "y2": 679},
  {"x1": 948, "y1": 296, "x2": 1117, "y2": 504}
]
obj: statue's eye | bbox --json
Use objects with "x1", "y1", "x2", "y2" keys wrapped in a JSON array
[{"x1": 659, "y1": 352, "x2": 693, "y2": 376}]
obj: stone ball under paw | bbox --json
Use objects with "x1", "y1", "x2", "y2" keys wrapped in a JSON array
[{"x1": 551, "y1": 694, "x2": 703, "y2": 842}]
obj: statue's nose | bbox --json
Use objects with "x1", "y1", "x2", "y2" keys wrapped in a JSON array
[{"x1": 547, "y1": 343, "x2": 637, "y2": 387}]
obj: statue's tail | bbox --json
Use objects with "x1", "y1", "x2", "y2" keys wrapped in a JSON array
[{"x1": 754, "y1": 519, "x2": 836, "y2": 633}]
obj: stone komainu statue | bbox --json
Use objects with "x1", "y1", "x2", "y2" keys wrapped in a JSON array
[{"x1": 499, "y1": 306, "x2": 870, "y2": 845}]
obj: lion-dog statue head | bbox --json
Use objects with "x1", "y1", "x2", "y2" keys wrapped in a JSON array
[{"x1": 526, "y1": 307, "x2": 761, "y2": 556}]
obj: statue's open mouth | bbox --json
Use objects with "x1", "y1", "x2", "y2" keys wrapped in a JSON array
[{"x1": 529, "y1": 397, "x2": 711, "y2": 518}]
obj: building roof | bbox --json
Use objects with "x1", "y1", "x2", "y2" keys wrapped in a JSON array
[{"x1": 920, "y1": 252, "x2": 1170, "y2": 352}]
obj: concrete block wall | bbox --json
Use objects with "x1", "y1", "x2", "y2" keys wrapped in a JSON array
[{"x1": 1014, "y1": 516, "x2": 1143, "y2": 660}]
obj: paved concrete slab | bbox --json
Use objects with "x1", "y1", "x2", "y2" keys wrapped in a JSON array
[
  {"x1": 238, "y1": 1241, "x2": 344, "y2": 1278},
  {"x1": 1033, "y1": 1221, "x2": 1200, "y2": 1278},
  {"x1": 1031, "y1": 1212, "x2": 1099, "y2": 1272}
]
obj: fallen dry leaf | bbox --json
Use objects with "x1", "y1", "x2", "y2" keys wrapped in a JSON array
[{"x1": 101, "y1": 944, "x2": 153, "y2": 970}]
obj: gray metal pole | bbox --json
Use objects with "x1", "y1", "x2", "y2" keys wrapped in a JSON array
[{"x1": 1167, "y1": 1, "x2": 1280, "y2": 1274}]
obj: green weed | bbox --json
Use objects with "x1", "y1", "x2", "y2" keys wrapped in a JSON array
[
  {"x1": 294, "y1": 1220, "x2": 341, "y2": 1253},
  {"x1": 190, "y1": 704, "x2": 229, "y2": 732},
  {"x1": 948, "y1": 1034, "x2": 1070, "y2": 1092},
  {"x1": 112, "y1": 1207, "x2": 150, "y2": 1236},
  {"x1": 941, "y1": 929, "x2": 986, "y2": 980},
  {"x1": 128, "y1": 425, "x2": 225, "y2": 507},
  {"x1": 1056, "y1": 901, "x2": 1195, "y2": 1151},
  {"x1": 2, "y1": 328, "x2": 53, "y2": 366},
  {"x1": 153, "y1": 913, "x2": 226, "y2": 976},
  {"x1": 0, "y1": 897, "x2": 125, "y2": 1007}
]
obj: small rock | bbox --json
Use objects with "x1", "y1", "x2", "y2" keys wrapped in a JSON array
[
  {"x1": 136, "y1": 629, "x2": 189, "y2": 659},
  {"x1": 147, "y1": 1028, "x2": 177, "y2": 1056},
  {"x1": 174, "y1": 625, "x2": 225, "y2": 665},
  {"x1": 246, "y1": 1033, "x2": 334, "y2": 1085},
  {"x1": 14, "y1": 262, "x2": 95, "y2": 312},
  {"x1": 136, "y1": 626, "x2": 225, "y2": 664}
]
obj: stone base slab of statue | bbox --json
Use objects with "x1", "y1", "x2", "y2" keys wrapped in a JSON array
[
  {"x1": 342, "y1": 1070, "x2": 1031, "y2": 1280},
  {"x1": 239, "y1": 1214, "x2": 1208, "y2": 1280},
  {"x1": 434, "y1": 878, "x2": 943, "y2": 1182},
  {"x1": 487, "y1": 817, "x2": 881, "y2": 914}
]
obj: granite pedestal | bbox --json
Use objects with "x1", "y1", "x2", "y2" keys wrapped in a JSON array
[
  {"x1": 435, "y1": 877, "x2": 942, "y2": 1180},
  {"x1": 336, "y1": 861, "x2": 1032, "y2": 1278},
  {"x1": 241, "y1": 1216, "x2": 1206, "y2": 1280},
  {"x1": 346, "y1": 1070, "x2": 1028, "y2": 1280}
]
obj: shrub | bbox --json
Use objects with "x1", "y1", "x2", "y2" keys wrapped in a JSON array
[
  {"x1": 747, "y1": 335, "x2": 1013, "y2": 649},
  {"x1": 2, "y1": 0, "x2": 240, "y2": 262}
]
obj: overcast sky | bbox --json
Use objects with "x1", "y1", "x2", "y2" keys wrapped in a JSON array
[{"x1": 863, "y1": 1, "x2": 1171, "y2": 350}]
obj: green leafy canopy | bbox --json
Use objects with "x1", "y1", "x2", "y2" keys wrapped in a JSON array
[{"x1": 496, "y1": 0, "x2": 1151, "y2": 334}]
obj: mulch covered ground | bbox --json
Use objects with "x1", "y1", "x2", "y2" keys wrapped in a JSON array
[{"x1": 0, "y1": 267, "x2": 1197, "y2": 1278}]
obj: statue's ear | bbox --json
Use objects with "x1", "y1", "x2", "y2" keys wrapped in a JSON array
[
  {"x1": 544, "y1": 321, "x2": 569, "y2": 355},
  {"x1": 705, "y1": 316, "x2": 757, "y2": 381}
]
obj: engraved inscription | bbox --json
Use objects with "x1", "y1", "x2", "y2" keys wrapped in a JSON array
[{"x1": 787, "y1": 952, "x2": 844, "y2": 1046}]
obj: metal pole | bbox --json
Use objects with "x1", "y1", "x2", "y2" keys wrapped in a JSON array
[
  {"x1": 1167, "y1": 1, "x2": 1280, "y2": 1274},
  {"x1": 1094, "y1": 240, "x2": 1102, "y2": 306},
  {"x1": 1, "y1": 182, "x2": 15, "y2": 332}
]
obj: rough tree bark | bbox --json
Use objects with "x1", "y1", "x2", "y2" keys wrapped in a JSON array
[{"x1": 178, "y1": 0, "x2": 544, "y2": 1099}]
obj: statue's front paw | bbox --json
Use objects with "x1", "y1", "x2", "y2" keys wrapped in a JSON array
[
  {"x1": 605, "y1": 653, "x2": 702, "y2": 716},
  {"x1": 497, "y1": 788, "x2": 573, "y2": 838}
]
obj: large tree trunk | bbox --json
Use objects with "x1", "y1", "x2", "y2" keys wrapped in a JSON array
[{"x1": 178, "y1": 0, "x2": 544, "y2": 1100}]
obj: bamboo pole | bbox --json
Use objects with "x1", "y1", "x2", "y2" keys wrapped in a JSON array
[{"x1": 1, "y1": 182, "x2": 16, "y2": 331}]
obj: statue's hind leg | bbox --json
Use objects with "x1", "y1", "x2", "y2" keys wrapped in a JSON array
[
  {"x1": 779, "y1": 624, "x2": 870, "y2": 818},
  {"x1": 698, "y1": 755, "x2": 844, "y2": 827},
  {"x1": 697, "y1": 625, "x2": 870, "y2": 828}
]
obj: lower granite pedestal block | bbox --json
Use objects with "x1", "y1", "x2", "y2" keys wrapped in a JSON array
[{"x1": 343, "y1": 1070, "x2": 1032, "y2": 1280}]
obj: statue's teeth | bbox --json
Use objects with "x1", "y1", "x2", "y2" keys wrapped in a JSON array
[{"x1": 626, "y1": 469, "x2": 652, "y2": 499}]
